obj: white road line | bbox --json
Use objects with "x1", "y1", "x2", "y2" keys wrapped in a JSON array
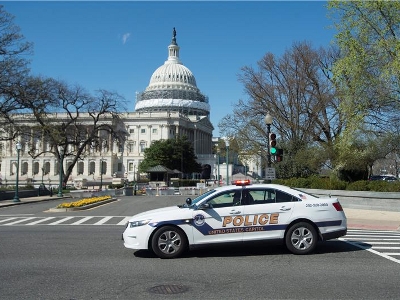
[
  {"x1": 345, "y1": 235, "x2": 400, "y2": 238},
  {"x1": 117, "y1": 217, "x2": 130, "y2": 226},
  {"x1": 48, "y1": 216, "x2": 75, "y2": 225},
  {"x1": 346, "y1": 238, "x2": 400, "y2": 241},
  {"x1": 371, "y1": 246, "x2": 400, "y2": 250},
  {"x1": 341, "y1": 239, "x2": 400, "y2": 265},
  {"x1": 71, "y1": 217, "x2": 94, "y2": 225},
  {"x1": 384, "y1": 253, "x2": 400, "y2": 256},
  {"x1": 93, "y1": 216, "x2": 113, "y2": 225},
  {"x1": 0, "y1": 214, "x2": 35, "y2": 216},
  {"x1": 351, "y1": 240, "x2": 400, "y2": 245},
  {"x1": 5, "y1": 217, "x2": 37, "y2": 225},
  {"x1": 0, "y1": 217, "x2": 18, "y2": 223},
  {"x1": 347, "y1": 230, "x2": 400, "y2": 234},
  {"x1": 26, "y1": 217, "x2": 56, "y2": 225}
]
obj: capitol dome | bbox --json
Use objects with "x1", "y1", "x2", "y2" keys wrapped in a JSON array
[{"x1": 134, "y1": 28, "x2": 210, "y2": 117}]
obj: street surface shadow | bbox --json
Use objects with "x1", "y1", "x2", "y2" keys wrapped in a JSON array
[{"x1": 133, "y1": 239, "x2": 367, "y2": 259}]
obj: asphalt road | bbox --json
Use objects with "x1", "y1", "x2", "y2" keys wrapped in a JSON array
[{"x1": 0, "y1": 196, "x2": 399, "y2": 300}]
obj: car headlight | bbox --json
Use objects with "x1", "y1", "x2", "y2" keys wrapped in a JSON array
[{"x1": 128, "y1": 219, "x2": 151, "y2": 228}]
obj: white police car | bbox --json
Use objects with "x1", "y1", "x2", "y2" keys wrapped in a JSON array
[{"x1": 122, "y1": 180, "x2": 347, "y2": 258}]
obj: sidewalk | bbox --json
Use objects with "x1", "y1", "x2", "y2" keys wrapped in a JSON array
[
  {"x1": 0, "y1": 196, "x2": 399, "y2": 231},
  {"x1": 344, "y1": 208, "x2": 400, "y2": 231},
  {"x1": 0, "y1": 195, "x2": 66, "y2": 207}
]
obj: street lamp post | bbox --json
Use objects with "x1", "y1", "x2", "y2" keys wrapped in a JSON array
[
  {"x1": 264, "y1": 113, "x2": 273, "y2": 183},
  {"x1": 57, "y1": 146, "x2": 64, "y2": 197},
  {"x1": 48, "y1": 178, "x2": 52, "y2": 197},
  {"x1": 13, "y1": 141, "x2": 22, "y2": 202},
  {"x1": 217, "y1": 148, "x2": 220, "y2": 186},
  {"x1": 41, "y1": 167, "x2": 44, "y2": 185},
  {"x1": 100, "y1": 158, "x2": 104, "y2": 191},
  {"x1": 225, "y1": 139, "x2": 230, "y2": 185}
]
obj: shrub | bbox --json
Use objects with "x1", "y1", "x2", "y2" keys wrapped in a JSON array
[
  {"x1": 367, "y1": 181, "x2": 400, "y2": 192},
  {"x1": 273, "y1": 176, "x2": 347, "y2": 190},
  {"x1": 57, "y1": 195, "x2": 112, "y2": 208},
  {"x1": 346, "y1": 180, "x2": 369, "y2": 191}
]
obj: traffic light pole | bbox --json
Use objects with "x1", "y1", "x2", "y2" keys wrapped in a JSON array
[{"x1": 266, "y1": 123, "x2": 272, "y2": 183}]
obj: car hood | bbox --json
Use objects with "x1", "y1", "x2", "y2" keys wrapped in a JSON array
[{"x1": 128, "y1": 205, "x2": 186, "y2": 221}]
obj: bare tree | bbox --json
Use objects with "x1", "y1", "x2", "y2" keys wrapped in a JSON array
[
  {"x1": 219, "y1": 42, "x2": 343, "y2": 177},
  {"x1": 0, "y1": 5, "x2": 32, "y2": 140},
  {"x1": 12, "y1": 76, "x2": 127, "y2": 184}
]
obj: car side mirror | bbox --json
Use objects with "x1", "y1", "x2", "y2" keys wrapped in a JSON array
[
  {"x1": 198, "y1": 203, "x2": 211, "y2": 210},
  {"x1": 186, "y1": 198, "x2": 192, "y2": 205}
]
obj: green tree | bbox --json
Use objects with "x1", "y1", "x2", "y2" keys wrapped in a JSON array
[
  {"x1": 328, "y1": 0, "x2": 400, "y2": 151},
  {"x1": 139, "y1": 136, "x2": 201, "y2": 176}
]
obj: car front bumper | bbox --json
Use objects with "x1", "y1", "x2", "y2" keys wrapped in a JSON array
[{"x1": 122, "y1": 225, "x2": 154, "y2": 250}]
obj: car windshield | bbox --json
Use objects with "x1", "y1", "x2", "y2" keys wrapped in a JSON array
[{"x1": 186, "y1": 189, "x2": 217, "y2": 208}]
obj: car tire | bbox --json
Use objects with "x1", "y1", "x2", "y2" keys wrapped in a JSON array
[
  {"x1": 151, "y1": 226, "x2": 188, "y2": 259},
  {"x1": 285, "y1": 222, "x2": 317, "y2": 255}
]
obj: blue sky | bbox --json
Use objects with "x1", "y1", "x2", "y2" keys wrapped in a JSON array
[{"x1": 3, "y1": 1, "x2": 335, "y2": 137}]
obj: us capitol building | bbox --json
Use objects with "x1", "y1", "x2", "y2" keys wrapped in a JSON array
[{"x1": 0, "y1": 29, "x2": 217, "y2": 188}]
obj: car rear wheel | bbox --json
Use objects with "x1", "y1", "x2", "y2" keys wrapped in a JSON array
[
  {"x1": 151, "y1": 226, "x2": 187, "y2": 259},
  {"x1": 285, "y1": 222, "x2": 317, "y2": 255}
]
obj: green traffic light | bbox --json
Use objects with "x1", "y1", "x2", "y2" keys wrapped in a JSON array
[{"x1": 270, "y1": 147, "x2": 277, "y2": 155}]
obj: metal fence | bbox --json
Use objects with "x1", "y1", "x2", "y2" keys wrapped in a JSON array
[{"x1": 145, "y1": 187, "x2": 210, "y2": 197}]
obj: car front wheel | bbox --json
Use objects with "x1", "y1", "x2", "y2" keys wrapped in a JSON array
[
  {"x1": 285, "y1": 222, "x2": 317, "y2": 255},
  {"x1": 151, "y1": 226, "x2": 188, "y2": 259}
]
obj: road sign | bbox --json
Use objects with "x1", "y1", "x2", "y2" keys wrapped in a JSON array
[{"x1": 265, "y1": 167, "x2": 276, "y2": 180}]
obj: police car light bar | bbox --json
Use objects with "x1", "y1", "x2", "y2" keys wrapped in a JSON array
[{"x1": 234, "y1": 179, "x2": 251, "y2": 186}]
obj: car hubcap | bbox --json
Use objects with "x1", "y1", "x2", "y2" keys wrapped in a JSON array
[
  {"x1": 290, "y1": 227, "x2": 313, "y2": 250},
  {"x1": 158, "y1": 230, "x2": 182, "y2": 254}
]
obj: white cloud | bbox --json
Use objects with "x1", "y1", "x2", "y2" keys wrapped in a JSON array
[{"x1": 122, "y1": 33, "x2": 131, "y2": 45}]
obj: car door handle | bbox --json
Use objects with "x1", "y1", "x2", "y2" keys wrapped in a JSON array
[
  {"x1": 280, "y1": 207, "x2": 291, "y2": 211},
  {"x1": 230, "y1": 210, "x2": 241, "y2": 215}
]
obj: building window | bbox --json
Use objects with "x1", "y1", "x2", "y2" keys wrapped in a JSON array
[
  {"x1": 140, "y1": 141, "x2": 146, "y2": 153},
  {"x1": 33, "y1": 161, "x2": 39, "y2": 175},
  {"x1": 129, "y1": 129, "x2": 135, "y2": 134},
  {"x1": 89, "y1": 161, "x2": 95, "y2": 175},
  {"x1": 77, "y1": 161, "x2": 84, "y2": 175},
  {"x1": 127, "y1": 142, "x2": 134, "y2": 153},
  {"x1": 152, "y1": 128, "x2": 158, "y2": 134},
  {"x1": 101, "y1": 161, "x2": 107, "y2": 175},
  {"x1": 128, "y1": 162, "x2": 134, "y2": 172},
  {"x1": 141, "y1": 128, "x2": 146, "y2": 134}
]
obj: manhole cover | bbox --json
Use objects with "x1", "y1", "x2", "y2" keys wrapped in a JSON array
[{"x1": 148, "y1": 284, "x2": 188, "y2": 295}]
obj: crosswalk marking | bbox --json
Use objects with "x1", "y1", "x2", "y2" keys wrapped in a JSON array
[
  {"x1": 48, "y1": 216, "x2": 75, "y2": 225},
  {"x1": 27, "y1": 217, "x2": 56, "y2": 225},
  {"x1": 371, "y1": 246, "x2": 400, "y2": 250},
  {"x1": 342, "y1": 229, "x2": 400, "y2": 265},
  {"x1": 0, "y1": 217, "x2": 18, "y2": 223},
  {"x1": 94, "y1": 216, "x2": 113, "y2": 225},
  {"x1": 71, "y1": 216, "x2": 94, "y2": 225},
  {"x1": 117, "y1": 217, "x2": 130, "y2": 226},
  {"x1": 5, "y1": 217, "x2": 37, "y2": 225},
  {"x1": 0, "y1": 216, "x2": 131, "y2": 226}
]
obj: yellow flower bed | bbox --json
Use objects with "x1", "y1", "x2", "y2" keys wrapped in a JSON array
[{"x1": 57, "y1": 195, "x2": 112, "y2": 208}]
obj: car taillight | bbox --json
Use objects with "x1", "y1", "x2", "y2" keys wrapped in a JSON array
[{"x1": 332, "y1": 202, "x2": 343, "y2": 211}]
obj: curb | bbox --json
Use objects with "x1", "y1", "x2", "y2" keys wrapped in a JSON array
[
  {"x1": 0, "y1": 196, "x2": 67, "y2": 208},
  {"x1": 348, "y1": 223, "x2": 400, "y2": 231},
  {"x1": 47, "y1": 198, "x2": 118, "y2": 212}
]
